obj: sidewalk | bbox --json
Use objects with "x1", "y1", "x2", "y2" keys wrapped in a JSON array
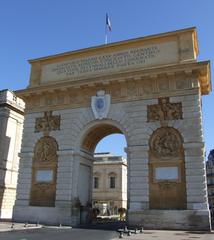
[
  {"x1": 0, "y1": 222, "x2": 42, "y2": 232},
  {"x1": 0, "y1": 222, "x2": 214, "y2": 239},
  {"x1": 120, "y1": 229, "x2": 214, "y2": 240}
]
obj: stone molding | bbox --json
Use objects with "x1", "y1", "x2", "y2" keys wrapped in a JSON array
[
  {"x1": 57, "y1": 149, "x2": 94, "y2": 160},
  {"x1": 0, "y1": 89, "x2": 25, "y2": 111},
  {"x1": 183, "y1": 142, "x2": 205, "y2": 149},
  {"x1": 57, "y1": 149, "x2": 75, "y2": 156},
  {"x1": 19, "y1": 152, "x2": 34, "y2": 158},
  {"x1": 15, "y1": 61, "x2": 210, "y2": 113}
]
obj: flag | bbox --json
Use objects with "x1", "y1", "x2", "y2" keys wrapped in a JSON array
[{"x1": 106, "y1": 13, "x2": 112, "y2": 32}]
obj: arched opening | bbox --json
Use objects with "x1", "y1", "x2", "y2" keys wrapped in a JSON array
[
  {"x1": 81, "y1": 123, "x2": 123, "y2": 153},
  {"x1": 78, "y1": 122, "x2": 128, "y2": 223}
]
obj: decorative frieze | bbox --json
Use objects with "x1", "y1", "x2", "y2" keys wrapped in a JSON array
[{"x1": 23, "y1": 75, "x2": 199, "y2": 113}]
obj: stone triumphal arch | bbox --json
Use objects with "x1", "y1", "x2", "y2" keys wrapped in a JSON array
[{"x1": 14, "y1": 27, "x2": 211, "y2": 230}]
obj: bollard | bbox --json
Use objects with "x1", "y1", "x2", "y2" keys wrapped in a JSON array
[
  {"x1": 119, "y1": 231, "x2": 124, "y2": 238},
  {"x1": 134, "y1": 228, "x2": 138, "y2": 234},
  {"x1": 59, "y1": 223, "x2": 62, "y2": 227},
  {"x1": 140, "y1": 226, "x2": 144, "y2": 233},
  {"x1": 11, "y1": 223, "x2": 14, "y2": 229},
  {"x1": 128, "y1": 231, "x2": 131, "y2": 236},
  {"x1": 24, "y1": 222, "x2": 28, "y2": 227}
]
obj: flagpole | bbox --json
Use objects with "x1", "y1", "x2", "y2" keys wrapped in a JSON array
[
  {"x1": 105, "y1": 31, "x2": 108, "y2": 44},
  {"x1": 105, "y1": 15, "x2": 108, "y2": 44}
]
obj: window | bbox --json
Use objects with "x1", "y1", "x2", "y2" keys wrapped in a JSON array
[
  {"x1": 94, "y1": 177, "x2": 99, "y2": 189},
  {"x1": 110, "y1": 176, "x2": 116, "y2": 188}
]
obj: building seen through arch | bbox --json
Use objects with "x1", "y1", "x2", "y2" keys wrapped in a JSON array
[
  {"x1": 92, "y1": 152, "x2": 127, "y2": 217},
  {"x1": 0, "y1": 90, "x2": 24, "y2": 219},
  {"x1": 206, "y1": 150, "x2": 214, "y2": 222}
]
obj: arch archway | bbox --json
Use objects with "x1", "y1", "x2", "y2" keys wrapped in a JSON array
[
  {"x1": 77, "y1": 119, "x2": 129, "y2": 154},
  {"x1": 76, "y1": 120, "x2": 128, "y2": 223}
]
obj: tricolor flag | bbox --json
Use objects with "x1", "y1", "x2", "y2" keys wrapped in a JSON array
[{"x1": 106, "y1": 13, "x2": 112, "y2": 32}]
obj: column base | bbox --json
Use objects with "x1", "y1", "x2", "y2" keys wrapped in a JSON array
[
  {"x1": 128, "y1": 209, "x2": 211, "y2": 230},
  {"x1": 12, "y1": 205, "x2": 80, "y2": 226}
]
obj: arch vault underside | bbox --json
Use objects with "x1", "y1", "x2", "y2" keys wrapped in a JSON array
[{"x1": 81, "y1": 123, "x2": 123, "y2": 153}]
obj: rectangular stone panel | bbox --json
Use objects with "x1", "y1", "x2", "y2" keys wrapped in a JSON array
[
  {"x1": 41, "y1": 41, "x2": 178, "y2": 84},
  {"x1": 36, "y1": 170, "x2": 53, "y2": 182},
  {"x1": 155, "y1": 167, "x2": 179, "y2": 180}
]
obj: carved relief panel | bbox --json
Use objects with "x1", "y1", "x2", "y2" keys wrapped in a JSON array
[
  {"x1": 34, "y1": 136, "x2": 58, "y2": 162},
  {"x1": 149, "y1": 127, "x2": 186, "y2": 210},
  {"x1": 150, "y1": 127, "x2": 183, "y2": 159},
  {"x1": 147, "y1": 97, "x2": 182, "y2": 122},
  {"x1": 35, "y1": 111, "x2": 60, "y2": 133},
  {"x1": 30, "y1": 136, "x2": 58, "y2": 207}
]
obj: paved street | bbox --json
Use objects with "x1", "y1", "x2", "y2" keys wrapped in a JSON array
[
  {"x1": 0, "y1": 222, "x2": 213, "y2": 240},
  {"x1": 121, "y1": 230, "x2": 214, "y2": 240},
  {"x1": 0, "y1": 226, "x2": 118, "y2": 240}
]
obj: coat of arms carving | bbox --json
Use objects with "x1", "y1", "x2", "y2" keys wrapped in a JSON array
[{"x1": 91, "y1": 90, "x2": 111, "y2": 119}]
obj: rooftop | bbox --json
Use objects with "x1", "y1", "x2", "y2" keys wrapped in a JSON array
[
  {"x1": 0, "y1": 89, "x2": 25, "y2": 112},
  {"x1": 94, "y1": 152, "x2": 127, "y2": 164}
]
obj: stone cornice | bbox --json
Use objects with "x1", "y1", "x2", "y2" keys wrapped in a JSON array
[
  {"x1": 0, "y1": 89, "x2": 25, "y2": 112},
  {"x1": 16, "y1": 61, "x2": 210, "y2": 99},
  {"x1": 0, "y1": 103, "x2": 24, "y2": 115}
]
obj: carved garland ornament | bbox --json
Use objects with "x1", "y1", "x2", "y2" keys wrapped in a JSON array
[
  {"x1": 150, "y1": 127, "x2": 182, "y2": 158},
  {"x1": 158, "y1": 181, "x2": 177, "y2": 191}
]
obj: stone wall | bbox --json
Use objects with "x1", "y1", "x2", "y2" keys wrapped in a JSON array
[{"x1": 0, "y1": 90, "x2": 24, "y2": 219}]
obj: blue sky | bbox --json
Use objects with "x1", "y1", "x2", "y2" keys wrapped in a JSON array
[{"x1": 0, "y1": 0, "x2": 213, "y2": 157}]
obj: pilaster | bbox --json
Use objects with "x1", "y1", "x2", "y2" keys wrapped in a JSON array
[
  {"x1": 184, "y1": 143, "x2": 209, "y2": 210},
  {"x1": 126, "y1": 145, "x2": 149, "y2": 211}
]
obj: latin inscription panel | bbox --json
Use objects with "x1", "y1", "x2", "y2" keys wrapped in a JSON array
[
  {"x1": 41, "y1": 41, "x2": 178, "y2": 83},
  {"x1": 36, "y1": 170, "x2": 53, "y2": 182},
  {"x1": 155, "y1": 167, "x2": 178, "y2": 180}
]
